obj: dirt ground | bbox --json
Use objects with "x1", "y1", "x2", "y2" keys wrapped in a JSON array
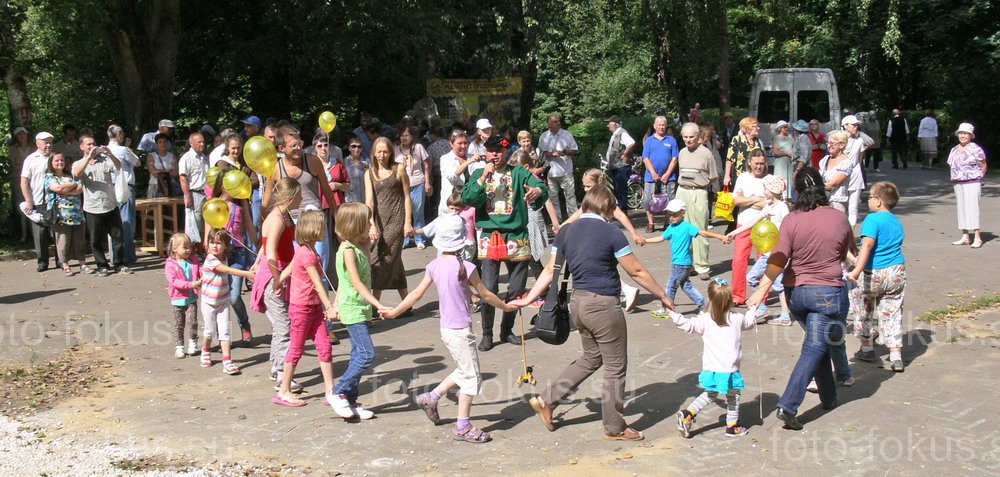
[{"x1": 1, "y1": 166, "x2": 998, "y2": 476}]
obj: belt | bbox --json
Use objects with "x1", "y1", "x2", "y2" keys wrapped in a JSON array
[{"x1": 679, "y1": 184, "x2": 707, "y2": 190}]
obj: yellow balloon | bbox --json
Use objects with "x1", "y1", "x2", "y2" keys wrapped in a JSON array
[
  {"x1": 318, "y1": 111, "x2": 337, "y2": 133},
  {"x1": 223, "y1": 170, "x2": 252, "y2": 200},
  {"x1": 244, "y1": 136, "x2": 277, "y2": 177},
  {"x1": 751, "y1": 219, "x2": 780, "y2": 253},
  {"x1": 206, "y1": 167, "x2": 222, "y2": 189},
  {"x1": 202, "y1": 197, "x2": 231, "y2": 229}
]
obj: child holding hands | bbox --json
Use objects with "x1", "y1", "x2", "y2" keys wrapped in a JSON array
[
  {"x1": 272, "y1": 210, "x2": 340, "y2": 408},
  {"x1": 200, "y1": 228, "x2": 257, "y2": 375},
  {"x1": 164, "y1": 233, "x2": 201, "y2": 358},
  {"x1": 671, "y1": 278, "x2": 757, "y2": 438},
  {"x1": 382, "y1": 211, "x2": 516, "y2": 443},
  {"x1": 647, "y1": 199, "x2": 730, "y2": 314},
  {"x1": 327, "y1": 203, "x2": 387, "y2": 420}
]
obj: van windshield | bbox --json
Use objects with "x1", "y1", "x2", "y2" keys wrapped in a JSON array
[
  {"x1": 798, "y1": 90, "x2": 831, "y2": 122},
  {"x1": 757, "y1": 91, "x2": 790, "y2": 123}
]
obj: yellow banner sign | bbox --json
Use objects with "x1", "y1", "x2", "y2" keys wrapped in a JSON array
[{"x1": 427, "y1": 77, "x2": 523, "y2": 97}]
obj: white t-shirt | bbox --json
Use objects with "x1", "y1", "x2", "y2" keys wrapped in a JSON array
[
  {"x1": 733, "y1": 172, "x2": 770, "y2": 225},
  {"x1": 845, "y1": 133, "x2": 872, "y2": 191},
  {"x1": 438, "y1": 151, "x2": 467, "y2": 215},
  {"x1": 178, "y1": 149, "x2": 209, "y2": 191},
  {"x1": 761, "y1": 200, "x2": 790, "y2": 229},
  {"x1": 20, "y1": 151, "x2": 50, "y2": 206},
  {"x1": 107, "y1": 140, "x2": 140, "y2": 185},
  {"x1": 208, "y1": 144, "x2": 226, "y2": 167},
  {"x1": 538, "y1": 128, "x2": 579, "y2": 178}
]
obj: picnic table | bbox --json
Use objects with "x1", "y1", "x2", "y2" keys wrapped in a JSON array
[{"x1": 136, "y1": 197, "x2": 184, "y2": 256}]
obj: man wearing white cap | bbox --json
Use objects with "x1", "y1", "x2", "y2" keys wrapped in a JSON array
[
  {"x1": 138, "y1": 119, "x2": 174, "y2": 154},
  {"x1": 21, "y1": 132, "x2": 55, "y2": 271},
  {"x1": 467, "y1": 118, "x2": 494, "y2": 164},
  {"x1": 538, "y1": 113, "x2": 579, "y2": 221}
]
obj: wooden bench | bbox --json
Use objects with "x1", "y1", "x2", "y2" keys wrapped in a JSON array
[{"x1": 136, "y1": 197, "x2": 184, "y2": 256}]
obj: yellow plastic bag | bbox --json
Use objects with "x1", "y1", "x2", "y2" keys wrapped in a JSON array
[{"x1": 714, "y1": 186, "x2": 735, "y2": 222}]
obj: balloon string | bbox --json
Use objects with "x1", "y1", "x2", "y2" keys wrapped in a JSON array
[
  {"x1": 229, "y1": 236, "x2": 259, "y2": 258},
  {"x1": 754, "y1": 319, "x2": 764, "y2": 421}
]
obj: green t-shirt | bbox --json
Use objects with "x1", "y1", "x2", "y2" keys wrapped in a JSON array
[{"x1": 336, "y1": 241, "x2": 372, "y2": 324}]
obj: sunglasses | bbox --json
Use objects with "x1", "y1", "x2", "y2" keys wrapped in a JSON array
[
  {"x1": 349, "y1": 144, "x2": 362, "y2": 149},
  {"x1": 315, "y1": 144, "x2": 329, "y2": 148}
]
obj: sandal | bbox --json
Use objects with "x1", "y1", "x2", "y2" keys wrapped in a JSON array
[
  {"x1": 80, "y1": 265, "x2": 95, "y2": 274},
  {"x1": 62, "y1": 265, "x2": 74, "y2": 277},
  {"x1": 604, "y1": 427, "x2": 644, "y2": 441},
  {"x1": 415, "y1": 392, "x2": 441, "y2": 424},
  {"x1": 272, "y1": 394, "x2": 306, "y2": 407},
  {"x1": 452, "y1": 425, "x2": 491, "y2": 443},
  {"x1": 529, "y1": 396, "x2": 555, "y2": 431}
]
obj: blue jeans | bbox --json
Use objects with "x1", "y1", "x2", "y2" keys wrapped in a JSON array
[
  {"x1": 334, "y1": 322, "x2": 376, "y2": 403},
  {"x1": 612, "y1": 166, "x2": 631, "y2": 211},
  {"x1": 403, "y1": 184, "x2": 426, "y2": 246},
  {"x1": 228, "y1": 246, "x2": 251, "y2": 333},
  {"x1": 119, "y1": 194, "x2": 137, "y2": 264},
  {"x1": 251, "y1": 188, "x2": 263, "y2": 230},
  {"x1": 747, "y1": 252, "x2": 784, "y2": 292},
  {"x1": 666, "y1": 264, "x2": 707, "y2": 310},
  {"x1": 778, "y1": 285, "x2": 849, "y2": 415}
]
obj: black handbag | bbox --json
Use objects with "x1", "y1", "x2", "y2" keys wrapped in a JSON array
[{"x1": 532, "y1": 242, "x2": 571, "y2": 345}]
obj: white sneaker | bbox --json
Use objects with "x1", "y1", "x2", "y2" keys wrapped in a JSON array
[
  {"x1": 416, "y1": 243, "x2": 426, "y2": 250},
  {"x1": 623, "y1": 284, "x2": 639, "y2": 311},
  {"x1": 174, "y1": 346, "x2": 185, "y2": 359},
  {"x1": 326, "y1": 393, "x2": 355, "y2": 418},
  {"x1": 353, "y1": 403, "x2": 375, "y2": 420},
  {"x1": 186, "y1": 339, "x2": 198, "y2": 356}
]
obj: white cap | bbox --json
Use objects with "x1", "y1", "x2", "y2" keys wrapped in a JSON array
[
  {"x1": 12, "y1": 126, "x2": 28, "y2": 135},
  {"x1": 35, "y1": 131, "x2": 54, "y2": 141},
  {"x1": 159, "y1": 119, "x2": 174, "y2": 128},
  {"x1": 475, "y1": 118, "x2": 494, "y2": 130},
  {"x1": 665, "y1": 198, "x2": 686, "y2": 213},
  {"x1": 841, "y1": 115, "x2": 861, "y2": 126},
  {"x1": 955, "y1": 122, "x2": 975, "y2": 136}
]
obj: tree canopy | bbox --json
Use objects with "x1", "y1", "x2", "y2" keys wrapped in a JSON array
[{"x1": 1, "y1": 0, "x2": 996, "y2": 155}]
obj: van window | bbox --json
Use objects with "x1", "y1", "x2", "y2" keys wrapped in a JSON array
[
  {"x1": 757, "y1": 91, "x2": 790, "y2": 123},
  {"x1": 797, "y1": 90, "x2": 830, "y2": 122}
]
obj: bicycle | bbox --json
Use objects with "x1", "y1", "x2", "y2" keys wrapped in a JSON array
[{"x1": 599, "y1": 154, "x2": 645, "y2": 210}]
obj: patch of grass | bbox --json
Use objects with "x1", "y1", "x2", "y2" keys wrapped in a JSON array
[{"x1": 918, "y1": 293, "x2": 1000, "y2": 323}]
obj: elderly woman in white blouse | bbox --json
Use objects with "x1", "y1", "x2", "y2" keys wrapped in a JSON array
[{"x1": 947, "y1": 123, "x2": 987, "y2": 248}]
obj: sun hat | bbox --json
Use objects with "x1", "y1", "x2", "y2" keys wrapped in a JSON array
[
  {"x1": 791, "y1": 120, "x2": 809, "y2": 133},
  {"x1": 665, "y1": 198, "x2": 686, "y2": 213},
  {"x1": 773, "y1": 120, "x2": 790, "y2": 133},
  {"x1": 475, "y1": 118, "x2": 494, "y2": 130},
  {"x1": 841, "y1": 115, "x2": 861, "y2": 126},
  {"x1": 35, "y1": 131, "x2": 54, "y2": 141},
  {"x1": 763, "y1": 175, "x2": 787, "y2": 196},
  {"x1": 432, "y1": 214, "x2": 472, "y2": 253},
  {"x1": 955, "y1": 122, "x2": 975, "y2": 137}
]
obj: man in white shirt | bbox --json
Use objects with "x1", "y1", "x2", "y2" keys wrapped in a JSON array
[
  {"x1": 605, "y1": 115, "x2": 637, "y2": 211},
  {"x1": 918, "y1": 109, "x2": 939, "y2": 169},
  {"x1": 107, "y1": 124, "x2": 140, "y2": 266},
  {"x1": 179, "y1": 131, "x2": 209, "y2": 243},
  {"x1": 538, "y1": 113, "x2": 579, "y2": 221},
  {"x1": 20, "y1": 132, "x2": 55, "y2": 272},
  {"x1": 438, "y1": 129, "x2": 482, "y2": 215}
]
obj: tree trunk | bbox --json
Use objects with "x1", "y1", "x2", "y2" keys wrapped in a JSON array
[
  {"x1": 0, "y1": 3, "x2": 31, "y2": 132},
  {"x1": 513, "y1": 0, "x2": 545, "y2": 127},
  {"x1": 102, "y1": 0, "x2": 180, "y2": 141},
  {"x1": 716, "y1": 0, "x2": 731, "y2": 116}
]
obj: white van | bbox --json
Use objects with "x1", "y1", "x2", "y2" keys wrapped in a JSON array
[{"x1": 748, "y1": 68, "x2": 842, "y2": 150}]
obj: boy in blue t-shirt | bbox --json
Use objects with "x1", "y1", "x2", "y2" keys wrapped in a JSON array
[
  {"x1": 646, "y1": 199, "x2": 731, "y2": 314},
  {"x1": 847, "y1": 181, "x2": 907, "y2": 372}
]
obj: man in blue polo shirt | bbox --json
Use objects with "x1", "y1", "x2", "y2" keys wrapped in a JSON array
[{"x1": 641, "y1": 115, "x2": 679, "y2": 232}]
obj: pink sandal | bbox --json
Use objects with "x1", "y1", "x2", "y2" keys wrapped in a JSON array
[{"x1": 453, "y1": 425, "x2": 491, "y2": 443}]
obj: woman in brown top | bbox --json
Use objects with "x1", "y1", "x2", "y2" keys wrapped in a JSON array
[{"x1": 365, "y1": 136, "x2": 413, "y2": 302}]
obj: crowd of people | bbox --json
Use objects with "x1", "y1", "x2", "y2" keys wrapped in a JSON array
[{"x1": 3, "y1": 105, "x2": 987, "y2": 443}]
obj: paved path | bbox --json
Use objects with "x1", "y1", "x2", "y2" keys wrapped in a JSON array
[{"x1": 1, "y1": 166, "x2": 998, "y2": 476}]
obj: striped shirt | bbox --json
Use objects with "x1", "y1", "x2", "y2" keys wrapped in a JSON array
[{"x1": 200, "y1": 254, "x2": 231, "y2": 305}]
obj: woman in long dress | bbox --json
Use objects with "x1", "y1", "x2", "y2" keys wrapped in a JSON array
[{"x1": 365, "y1": 136, "x2": 413, "y2": 302}]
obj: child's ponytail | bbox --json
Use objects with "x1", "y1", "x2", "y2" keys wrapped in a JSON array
[{"x1": 708, "y1": 278, "x2": 734, "y2": 327}]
